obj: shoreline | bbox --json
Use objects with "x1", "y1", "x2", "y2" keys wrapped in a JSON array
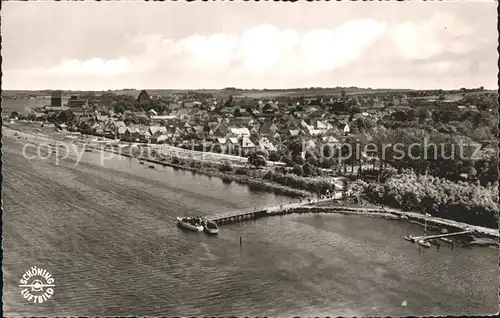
[
  {"x1": 3, "y1": 124, "x2": 312, "y2": 198},
  {"x1": 292, "y1": 206, "x2": 498, "y2": 240},
  {"x1": 3, "y1": 124, "x2": 499, "y2": 245},
  {"x1": 85, "y1": 144, "x2": 313, "y2": 198},
  {"x1": 263, "y1": 205, "x2": 498, "y2": 247}
]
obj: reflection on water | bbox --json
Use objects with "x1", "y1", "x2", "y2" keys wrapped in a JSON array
[{"x1": 2, "y1": 137, "x2": 498, "y2": 316}]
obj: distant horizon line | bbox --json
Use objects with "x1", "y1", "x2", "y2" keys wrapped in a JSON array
[{"x1": 2, "y1": 86, "x2": 494, "y2": 93}]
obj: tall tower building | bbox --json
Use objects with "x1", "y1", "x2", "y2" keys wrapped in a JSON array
[{"x1": 51, "y1": 90, "x2": 63, "y2": 107}]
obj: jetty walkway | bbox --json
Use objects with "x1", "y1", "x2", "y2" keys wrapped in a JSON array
[
  {"x1": 413, "y1": 231, "x2": 472, "y2": 241},
  {"x1": 206, "y1": 199, "x2": 498, "y2": 241},
  {"x1": 206, "y1": 193, "x2": 343, "y2": 224}
]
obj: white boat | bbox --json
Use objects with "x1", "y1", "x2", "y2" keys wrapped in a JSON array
[
  {"x1": 403, "y1": 234, "x2": 416, "y2": 242},
  {"x1": 417, "y1": 212, "x2": 431, "y2": 248},
  {"x1": 176, "y1": 217, "x2": 203, "y2": 232},
  {"x1": 440, "y1": 237, "x2": 453, "y2": 243},
  {"x1": 203, "y1": 219, "x2": 219, "y2": 235},
  {"x1": 417, "y1": 240, "x2": 431, "y2": 248}
]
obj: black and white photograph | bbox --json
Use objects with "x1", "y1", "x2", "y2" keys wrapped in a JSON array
[{"x1": 1, "y1": 1, "x2": 498, "y2": 316}]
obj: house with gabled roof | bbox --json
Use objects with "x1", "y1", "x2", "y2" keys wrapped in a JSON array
[
  {"x1": 287, "y1": 129, "x2": 302, "y2": 138},
  {"x1": 148, "y1": 125, "x2": 168, "y2": 136},
  {"x1": 215, "y1": 137, "x2": 227, "y2": 145},
  {"x1": 228, "y1": 127, "x2": 251, "y2": 138},
  {"x1": 136, "y1": 90, "x2": 151, "y2": 105},
  {"x1": 117, "y1": 126, "x2": 128, "y2": 139},
  {"x1": 242, "y1": 135, "x2": 255, "y2": 148},
  {"x1": 257, "y1": 137, "x2": 277, "y2": 152},
  {"x1": 192, "y1": 125, "x2": 204, "y2": 135},
  {"x1": 168, "y1": 125, "x2": 183, "y2": 140},
  {"x1": 313, "y1": 119, "x2": 330, "y2": 131},
  {"x1": 227, "y1": 137, "x2": 239, "y2": 146},
  {"x1": 322, "y1": 135, "x2": 341, "y2": 146},
  {"x1": 259, "y1": 121, "x2": 278, "y2": 136}
]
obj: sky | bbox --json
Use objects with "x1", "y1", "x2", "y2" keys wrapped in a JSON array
[{"x1": 2, "y1": 1, "x2": 498, "y2": 91}]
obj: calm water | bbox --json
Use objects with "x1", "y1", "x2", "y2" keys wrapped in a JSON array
[{"x1": 2, "y1": 133, "x2": 498, "y2": 316}]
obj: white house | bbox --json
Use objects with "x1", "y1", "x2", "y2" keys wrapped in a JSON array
[
  {"x1": 343, "y1": 123, "x2": 350, "y2": 135},
  {"x1": 228, "y1": 127, "x2": 251, "y2": 138}
]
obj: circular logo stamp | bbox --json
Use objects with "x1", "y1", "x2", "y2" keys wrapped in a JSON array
[{"x1": 19, "y1": 266, "x2": 55, "y2": 304}]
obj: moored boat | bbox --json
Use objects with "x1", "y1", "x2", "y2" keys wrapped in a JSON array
[
  {"x1": 177, "y1": 217, "x2": 203, "y2": 232},
  {"x1": 403, "y1": 234, "x2": 416, "y2": 242},
  {"x1": 203, "y1": 219, "x2": 219, "y2": 235},
  {"x1": 440, "y1": 237, "x2": 453, "y2": 244},
  {"x1": 417, "y1": 239, "x2": 431, "y2": 248}
]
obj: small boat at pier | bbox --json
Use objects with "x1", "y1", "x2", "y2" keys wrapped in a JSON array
[
  {"x1": 148, "y1": 165, "x2": 155, "y2": 169},
  {"x1": 440, "y1": 237, "x2": 453, "y2": 244},
  {"x1": 176, "y1": 217, "x2": 203, "y2": 232},
  {"x1": 203, "y1": 219, "x2": 219, "y2": 235},
  {"x1": 403, "y1": 234, "x2": 416, "y2": 242},
  {"x1": 416, "y1": 212, "x2": 431, "y2": 248},
  {"x1": 428, "y1": 239, "x2": 440, "y2": 247},
  {"x1": 417, "y1": 239, "x2": 431, "y2": 248}
]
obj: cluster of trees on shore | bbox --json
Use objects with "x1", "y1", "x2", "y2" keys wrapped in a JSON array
[
  {"x1": 351, "y1": 170, "x2": 499, "y2": 229},
  {"x1": 265, "y1": 124, "x2": 497, "y2": 186}
]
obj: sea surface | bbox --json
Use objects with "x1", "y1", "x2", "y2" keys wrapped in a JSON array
[{"x1": 2, "y1": 131, "x2": 499, "y2": 316}]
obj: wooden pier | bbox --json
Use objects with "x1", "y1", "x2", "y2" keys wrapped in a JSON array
[
  {"x1": 206, "y1": 194, "x2": 343, "y2": 225},
  {"x1": 413, "y1": 231, "x2": 472, "y2": 241}
]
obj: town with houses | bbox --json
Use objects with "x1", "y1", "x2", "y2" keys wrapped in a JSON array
[
  {"x1": 10, "y1": 89, "x2": 361, "y2": 153},
  {"x1": 7, "y1": 87, "x2": 494, "y2": 165}
]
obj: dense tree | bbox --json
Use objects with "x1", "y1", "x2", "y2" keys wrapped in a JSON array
[
  {"x1": 269, "y1": 151, "x2": 280, "y2": 162},
  {"x1": 302, "y1": 162, "x2": 314, "y2": 177},
  {"x1": 354, "y1": 170, "x2": 499, "y2": 228},
  {"x1": 219, "y1": 161, "x2": 234, "y2": 172},
  {"x1": 224, "y1": 95, "x2": 234, "y2": 107},
  {"x1": 288, "y1": 138, "x2": 304, "y2": 156},
  {"x1": 247, "y1": 150, "x2": 267, "y2": 168},
  {"x1": 292, "y1": 164, "x2": 304, "y2": 176}
]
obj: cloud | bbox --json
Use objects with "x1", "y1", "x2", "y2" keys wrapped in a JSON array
[
  {"x1": 178, "y1": 33, "x2": 238, "y2": 70},
  {"x1": 132, "y1": 19, "x2": 386, "y2": 76},
  {"x1": 2, "y1": 3, "x2": 496, "y2": 90},
  {"x1": 49, "y1": 58, "x2": 134, "y2": 76},
  {"x1": 390, "y1": 12, "x2": 481, "y2": 61},
  {"x1": 300, "y1": 19, "x2": 386, "y2": 73},
  {"x1": 34, "y1": 19, "x2": 385, "y2": 80},
  {"x1": 238, "y1": 24, "x2": 299, "y2": 73}
]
